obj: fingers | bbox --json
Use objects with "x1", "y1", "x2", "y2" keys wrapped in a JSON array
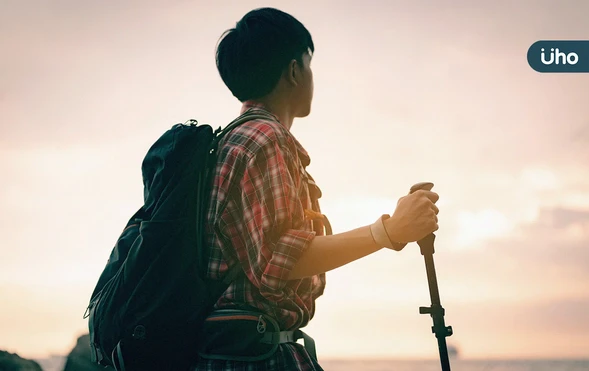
[
  {"x1": 396, "y1": 187, "x2": 441, "y2": 239},
  {"x1": 414, "y1": 189, "x2": 439, "y2": 204},
  {"x1": 428, "y1": 207, "x2": 439, "y2": 233},
  {"x1": 430, "y1": 210, "x2": 438, "y2": 228},
  {"x1": 422, "y1": 190, "x2": 439, "y2": 203}
]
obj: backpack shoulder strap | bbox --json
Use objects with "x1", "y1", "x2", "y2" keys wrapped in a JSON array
[
  {"x1": 222, "y1": 262, "x2": 244, "y2": 285},
  {"x1": 210, "y1": 109, "x2": 277, "y2": 149}
]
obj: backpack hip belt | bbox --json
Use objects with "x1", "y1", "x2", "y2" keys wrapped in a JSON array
[{"x1": 198, "y1": 309, "x2": 317, "y2": 362}]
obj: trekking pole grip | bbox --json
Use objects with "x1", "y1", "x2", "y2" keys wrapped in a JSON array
[{"x1": 409, "y1": 182, "x2": 436, "y2": 255}]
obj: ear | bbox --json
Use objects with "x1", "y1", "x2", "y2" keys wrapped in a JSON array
[{"x1": 286, "y1": 59, "x2": 299, "y2": 86}]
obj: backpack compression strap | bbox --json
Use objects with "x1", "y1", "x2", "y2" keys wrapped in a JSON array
[{"x1": 112, "y1": 342, "x2": 126, "y2": 371}]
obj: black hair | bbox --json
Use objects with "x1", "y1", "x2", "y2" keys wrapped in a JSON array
[{"x1": 215, "y1": 8, "x2": 314, "y2": 102}]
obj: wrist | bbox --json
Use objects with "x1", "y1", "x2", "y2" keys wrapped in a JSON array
[{"x1": 369, "y1": 214, "x2": 407, "y2": 251}]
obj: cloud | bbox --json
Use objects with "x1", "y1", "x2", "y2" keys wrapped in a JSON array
[
  {"x1": 455, "y1": 209, "x2": 513, "y2": 248},
  {"x1": 503, "y1": 207, "x2": 589, "y2": 272},
  {"x1": 444, "y1": 296, "x2": 589, "y2": 357},
  {"x1": 532, "y1": 207, "x2": 589, "y2": 229},
  {"x1": 437, "y1": 205, "x2": 589, "y2": 307}
]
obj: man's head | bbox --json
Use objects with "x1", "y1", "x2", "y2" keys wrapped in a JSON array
[{"x1": 216, "y1": 8, "x2": 314, "y2": 118}]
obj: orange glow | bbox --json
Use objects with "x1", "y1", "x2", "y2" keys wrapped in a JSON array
[{"x1": 1, "y1": 0, "x2": 588, "y2": 361}]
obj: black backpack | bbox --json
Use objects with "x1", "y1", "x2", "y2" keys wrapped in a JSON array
[{"x1": 84, "y1": 110, "x2": 273, "y2": 371}]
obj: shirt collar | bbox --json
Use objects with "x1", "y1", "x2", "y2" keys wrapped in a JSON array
[
  {"x1": 240, "y1": 101, "x2": 311, "y2": 167},
  {"x1": 240, "y1": 101, "x2": 279, "y2": 120}
]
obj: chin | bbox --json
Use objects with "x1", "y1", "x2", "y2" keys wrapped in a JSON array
[{"x1": 297, "y1": 104, "x2": 312, "y2": 118}]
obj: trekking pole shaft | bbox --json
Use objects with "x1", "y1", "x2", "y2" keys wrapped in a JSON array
[
  {"x1": 423, "y1": 252, "x2": 451, "y2": 371},
  {"x1": 423, "y1": 253, "x2": 442, "y2": 309},
  {"x1": 418, "y1": 233, "x2": 452, "y2": 371}
]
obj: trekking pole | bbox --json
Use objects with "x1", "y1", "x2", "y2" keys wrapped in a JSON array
[{"x1": 409, "y1": 182, "x2": 453, "y2": 371}]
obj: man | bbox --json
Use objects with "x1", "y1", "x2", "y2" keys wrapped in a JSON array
[{"x1": 197, "y1": 7, "x2": 439, "y2": 371}]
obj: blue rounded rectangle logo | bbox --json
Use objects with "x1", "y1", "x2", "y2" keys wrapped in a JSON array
[{"x1": 527, "y1": 40, "x2": 589, "y2": 73}]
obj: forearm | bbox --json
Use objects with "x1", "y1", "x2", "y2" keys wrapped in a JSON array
[{"x1": 288, "y1": 225, "x2": 383, "y2": 280}]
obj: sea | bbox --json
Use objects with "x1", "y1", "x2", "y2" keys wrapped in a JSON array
[
  {"x1": 319, "y1": 359, "x2": 589, "y2": 371},
  {"x1": 34, "y1": 357, "x2": 589, "y2": 371}
]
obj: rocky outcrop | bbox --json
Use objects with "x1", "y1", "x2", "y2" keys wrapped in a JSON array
[
  {"x1": 62, "y1": 334, "x2": 111, "y2": 371},
  {"x1": 0, "y1": 350, "x2": 43, "y2": 371}
]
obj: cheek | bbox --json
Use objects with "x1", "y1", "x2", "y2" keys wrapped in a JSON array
[{"x1": 308, "y1": 71, "x2": 314, "y2": 99}]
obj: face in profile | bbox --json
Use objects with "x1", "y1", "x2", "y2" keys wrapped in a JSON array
[{"x1": 294, "y1": 51, "x2": 314, "y2": 118}]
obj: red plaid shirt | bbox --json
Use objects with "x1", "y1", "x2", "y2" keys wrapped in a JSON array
[{"x1": 197, "y1": 102, "x2": 326, "y2": 370}]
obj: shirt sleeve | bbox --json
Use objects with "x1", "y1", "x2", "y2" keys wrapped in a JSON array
[{"x1": 221, "y1": 139, "x2": 316, "y2": 303}]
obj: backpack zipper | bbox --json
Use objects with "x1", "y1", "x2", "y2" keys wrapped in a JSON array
[{"x1": 206, "y1": 313, "x2": 267, "y2": 333}]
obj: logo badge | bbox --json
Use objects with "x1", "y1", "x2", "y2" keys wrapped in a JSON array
[{"x1": 527, "y1": 40, "x2": 589, "y2": 73}]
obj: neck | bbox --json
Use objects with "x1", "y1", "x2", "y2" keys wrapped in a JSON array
[{"x1": 252, "y1": 96, "x2": 295, "y2": 130}]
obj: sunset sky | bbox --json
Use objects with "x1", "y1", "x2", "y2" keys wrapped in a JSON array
[{"x1": 1, "y1": 0, "x2": 588, "y2": 361}]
